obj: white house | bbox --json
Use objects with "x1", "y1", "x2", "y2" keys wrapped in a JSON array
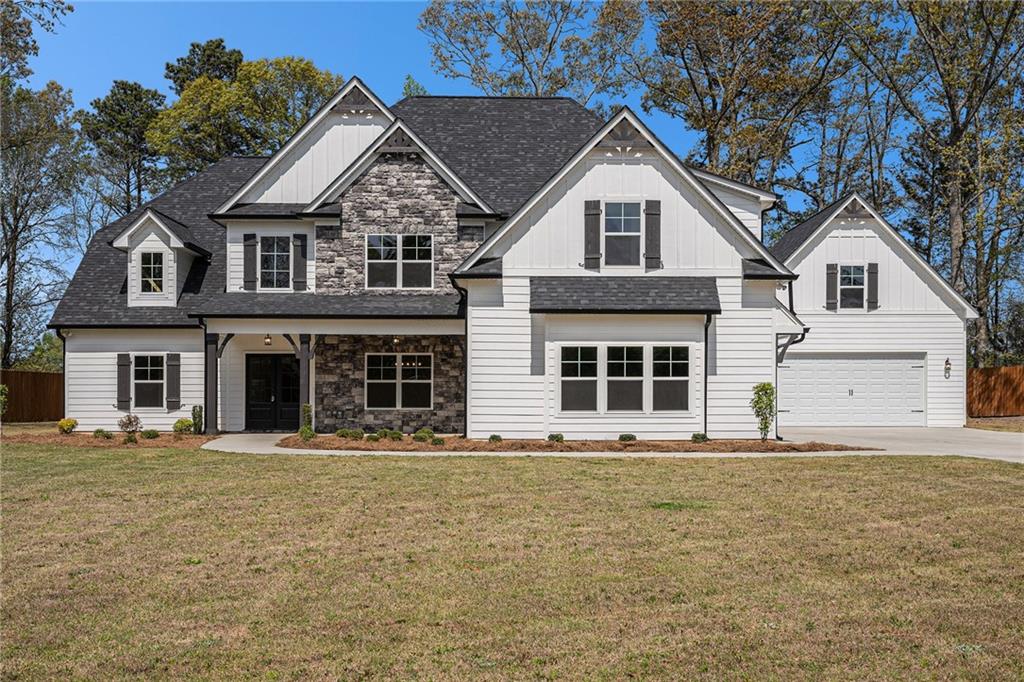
[{"x1": 50, "y1": 77, "x2": 977, "y2": 438}]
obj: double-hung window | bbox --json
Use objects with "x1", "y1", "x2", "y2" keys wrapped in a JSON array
[
  {"x1": 260, "y1": 236, "x2": 291, "y2": 289},
  {"x1": 839, "y1": 265, "x2": 865, "y2": 309},
  {"x1": 560, "y1": 346, "x2": 598, "y2": 411},
  {"x1": 134, "y1": 355, "x2": 164, "y2": 408},
  {"x1": 607, "y1": 346, "x2": 644, "y2": 411},
  {"x1": 366, "y1": 234, "x2": 433, "y2": 289},
  {"x1": 652, "y1": 346, "x2": 689, "y2": 411},
  {"x1": 365, "y1": 353, "x2": 432, "y2": 409},
  {"x1": 604, "y1": 202, "x2": 642, "y2": 266},
  {"x1": 140, "y1": 252, "x2": 163, "y2": 293}
]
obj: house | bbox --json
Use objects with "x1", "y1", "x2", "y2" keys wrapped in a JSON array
[{"x1": 49, "y1": 77, "x2": 977, "y2": 438}]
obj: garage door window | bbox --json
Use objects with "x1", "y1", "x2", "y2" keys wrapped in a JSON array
[{"x1": 839, "y1": 265, "x2": 865, "y2": 309}]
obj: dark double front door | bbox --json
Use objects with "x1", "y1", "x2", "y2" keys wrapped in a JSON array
[{"x1": 245, "y1": 354, "x2": 300, "y2": 431}]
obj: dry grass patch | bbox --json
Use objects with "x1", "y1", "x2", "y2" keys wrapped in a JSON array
[
  {"x1": 3, "y1": 443, "x2": 1023, "y2": 679},
  {"x1": 968, "y1": 416, "x2": 1024, "y2": 433},
  {"x1": 2, "y1": 431, "x2": 214, "y2": 448}
]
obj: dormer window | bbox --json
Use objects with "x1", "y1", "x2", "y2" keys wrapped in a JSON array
[
  {"x1": 604, "y1": 202, "x2": 641, "y2": 266},
  {"x1": 140, "y1": 252, "x2": 163, "y2": 293}
]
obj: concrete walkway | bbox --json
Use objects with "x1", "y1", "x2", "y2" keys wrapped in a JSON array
[{"x1": 202, "y1": 427, "x2": 1022, "y2": 463}]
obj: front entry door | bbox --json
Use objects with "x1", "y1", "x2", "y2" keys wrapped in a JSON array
[{"x1": 245, "y1": 354, "x2": 300, "y2": 431}]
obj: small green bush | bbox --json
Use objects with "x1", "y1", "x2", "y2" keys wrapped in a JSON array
[
  {"x1": 376, "y1": 428, "x2": 390, "y2": 439},
  {"x1": 412, "y1": 433, "x2": 429, "y2": 442},
  {"x1": 335, "y1": 428, "x2": 363, "y2": 440},
  {"x1": 93, "y1": 428, "x2": 113, "y2": 440},
  {"x1": 618, "y1": 433, "x2": 637, "y2": 442},
  {"x1": 365, "y1": 433, "x2": 380, "y2": 442},
  {"x1": 191, "y1": 405, "x2": 203, "y2": 434},
  {"x1": 299, "y1": 424, "x2": 316, "y2": 441},
  {"x1": 140, "y1": 429, "x2": 159, "y2": 440},
  {"x1": 118, "y1": 413, "x2": 142, "y2": 434},
  {"x1": 414, "y1": 427, "x2": 435, "y2": 439},
  {"x1": 547, "y1": 433, "x2": 564, "y2": 442},
  {"x1": 301, "y1": 403, "x2": 313, "y2": 428},
  {"x1": 57, "y1": 418, "x2": 78, "y2": 434},
  {"x1": 691, "y1": 432, "x2": 709, "y2": 443},
  {"x1": 488, "y1": 434, "x2": 502, "y2": 443},
  {"x1": 123, "y1": 433, "x2": 137, "y2": 444},
  {"x1": 387, "y1": 429, "x2": 403, "y2": 441},
  {"x1": 0, "y1": 384, "x2": 7, "y2": 417},
  {"x1": 430, "y1": 436, "x2": 445, "y2": 446},
  {"x1": 172, "y1": 417, "x2": 194, "y2": 434},
  {"x1": 750, "y1": 382, "x2": 776, "y2": 440}
]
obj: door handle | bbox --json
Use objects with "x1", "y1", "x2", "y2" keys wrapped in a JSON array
[{"x1": 271, "y1": 395, "x2": 275, "y2": 403}]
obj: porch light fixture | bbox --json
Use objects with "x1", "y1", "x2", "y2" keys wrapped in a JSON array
[
  {"x1": 392, "y1": 337, "x2": 400, "y2": 345},
  {"x1": 944, "y1": 357, "x2": 951, "y2": 379},
  {"x1": 264, "y1": 333, "x2": 273, "y2": 346}
]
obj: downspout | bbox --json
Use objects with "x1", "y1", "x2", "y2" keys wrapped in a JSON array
[
  {"x1": 198, "y1": 316, "x2": 209, "y2": 434},
  {"x1": 449, "y1": 274, "x2": 470, "y2": 438},
  {"x1": 55, "y1": 328, "x2": 66, "y2": 418},
  {"x1": 704, "y1": 314, "x2": 712, "y2": 437}
]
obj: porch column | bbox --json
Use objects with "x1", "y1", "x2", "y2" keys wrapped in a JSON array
[
  {"x1": 204, "y1": 332, "x2": 218, "y2": 434},
  {"x1": 298, "y1": 333, "x2": 311, "y2": 410}
]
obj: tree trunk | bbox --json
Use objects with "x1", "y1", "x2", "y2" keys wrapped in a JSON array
[
  {"x1": 946, "y1": 169, "x2": 967, "y2": 294},
  {"x1": 2, "y1": 245, "x2": 17, "y2": 369}
]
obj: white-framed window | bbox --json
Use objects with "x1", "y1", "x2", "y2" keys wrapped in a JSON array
[
  {"x1": 365, "y1": 353, "x2": 432, "y2": 409},
  {"x1": 652, "y1": 346, "x2": 689, "y2": 412},
  {"x1": 607, "y1": 346, "x2": 644, "y2": 411},
  {"x1": 560, "y1": 346, "x2": 598, "y2": 411},
  {"x1": 839, "y1": 264, "x2": 866, "y2": 309},
  {"x1": 139, "y1": 252, "x2": 164, "y2": 293},
  {"x1": 259, "y1": 236, "x2": 292, "y2": 290},
  {"x1": 133, "y1": 354, "x2": 165, "y2": 408},
  {"x1": 366, "y1": 234, "x2": 433, "y2": 289},
  {"x1": 604, "y1": 201, "x2": 642, "y2": 266}
]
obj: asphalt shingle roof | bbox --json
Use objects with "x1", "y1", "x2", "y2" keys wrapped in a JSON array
[
  {"x1": 529, "y1": 277, "x2": 721, "y2": 314},
  {"x1": 742, "y1": 258, "x2": 796, "y2": 280},
  {"x1": 391, "y1": 96, "x2": 604, "y2": 216},
  {"x1": 770, "y1": 194, "x2": 854, "y2": 262},
  {"x1": 190, "y1": 292, "x2": 462, "y2": 318}
]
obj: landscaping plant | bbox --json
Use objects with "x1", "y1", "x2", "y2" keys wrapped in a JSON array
[
  {"x1": 173, "y1": 418, "x2": 194, "y2": 434},
  {"x1": 141, "y1": 429, "x2": 159, "y2": 440},
  {"x1": 57, "y1": 418, "x2": 78, "y2": 434},
  {"x1": 298, "y1": 425, "x2": 316, "y2": 441},
  {"x1": 301, "y1": 403, "x2": 313, "y2": 428},
  {"x1": 0, "y1": 384, "x2": 7, "y2": 418},
  {"x1": 93, "y1": 428, "x2": 113, "y2": 439},
  {"x1": 750, "y1": 382, "x2": 776, "y2": 441},
  {"x1": 118, "y1": 414, "x2": 142, "y2": 435},
  {"x1": 191, "y1": 405, "x2": 203, "y2": 434},
  {"x1": 547, "y1": 433, "x2": 564, "y2": 442},
  {"x1": 691, "y1": 432, "x2": 709, "y2": 443},
  {"x1": 489, "y1": 434, "x2": 502, "y2": 443},
  {"x1": 618, "y1": 433, "x2": 636, "y2": 442}
]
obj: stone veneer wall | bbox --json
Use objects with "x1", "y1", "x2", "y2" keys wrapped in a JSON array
[
  {"x1": 316, "y1": 152, "x2": 479, "y2": 295},
  {"x1": 315, "y1": 335, "x2": 464, "y2": 434}
]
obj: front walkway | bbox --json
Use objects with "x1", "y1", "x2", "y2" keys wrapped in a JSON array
[{"x1": 202, "y1": 428, "x2": 1022, "y2": 463}]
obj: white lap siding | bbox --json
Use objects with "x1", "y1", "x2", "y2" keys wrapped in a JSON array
[{"x1": 63, "y1": 329, "x2": 204, "y2": 431}]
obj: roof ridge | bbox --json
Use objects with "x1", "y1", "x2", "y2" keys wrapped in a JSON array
[{"x1": 397, "y1": 94, "x2": 582, "y2": 101}]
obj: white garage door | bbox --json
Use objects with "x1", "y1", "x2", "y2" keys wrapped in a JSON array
[{"x1": 778, "y1": 354, "x2": 926, "y2": 427}]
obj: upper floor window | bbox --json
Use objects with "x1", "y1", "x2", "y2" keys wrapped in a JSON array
[
  {"x1": 366, "y1": 234, "x2": 433, "y2": 289},
  {"x1": 260, "y1": 236, "x2": 291, "y2": 290},
  {"x1": 604, "y1": 202, "x2": 642, "y2": 266},
  {"x1": 140, "y1": 252, "x2": 163, "y2": 293},
  {"x1": 839, "y1": 265, "x2": 865, "y2": 309}
]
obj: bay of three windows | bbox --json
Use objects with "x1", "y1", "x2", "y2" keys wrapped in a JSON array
[{"x1": 561, "y1": 345, "x2": 690, "y2": 413}]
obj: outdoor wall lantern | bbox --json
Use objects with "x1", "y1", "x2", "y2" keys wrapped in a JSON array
[
  {"x1": 264, "y1": 333, "x2": 273, "y2": 346},
  {"x1": 944, "y1": 357, "x2": 951, "y2": 379}
]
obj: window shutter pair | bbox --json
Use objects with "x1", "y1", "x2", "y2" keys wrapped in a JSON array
[
  {"x1": 583, "y1": 200, "x2": 662, "y2": 271},
  {"x1": 243, "y1": 233, "x2": 306, "y2": 290},
  {"x1": 825, "y1": 262, "x2": 879, "y2": 311},
  {"x1": 115, "y1": 353, "x2": 180, "y2": 410}
]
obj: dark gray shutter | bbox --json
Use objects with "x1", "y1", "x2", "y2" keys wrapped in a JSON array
[
  {"x1": 867, "y1": 262, "x2": 879, "y2": 310},
  {"x1": 584, "y1": 200, "x2": 601, "y2": 271},
  {"x1": 644, "y1": 200, "x2": 662, "y2": 270},
  {"x1": 243, "y1": 233, "x2": 257, "y2": 290},
  {"x1": 117, "y1": 354, "x2": 131, "y2": 410},
  {"x1": 825, "y1": 263, "x2": 838, "y2": 311},
  {"x1": 166, "y1": 353, "x2": 181, "y2": 410},
  {"x1": 292, "y1": 234, "x2": 307, "y2": 291}
]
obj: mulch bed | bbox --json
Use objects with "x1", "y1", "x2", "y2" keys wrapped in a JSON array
[
  {"x1": 1, "y1": 432, "x2": 215, "y2": 448},
  {"x1": 278, "y1": 434, "x2": 867, "y2": 453}
]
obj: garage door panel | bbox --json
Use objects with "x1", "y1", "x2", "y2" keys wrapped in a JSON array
[{"x1": 779, "y1": 354, "x2": 926, "y2": 427}]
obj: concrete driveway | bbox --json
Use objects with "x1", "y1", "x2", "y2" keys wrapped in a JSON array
[{"x1": 783, "y1": 427, "x2": 1022, "y2": 463}]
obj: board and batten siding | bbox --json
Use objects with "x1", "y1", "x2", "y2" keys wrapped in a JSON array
[
  {"x1": 225, "y1": 223, "x2": 316, "y2": 292},
  {"x1": 127, "y1": 225, "x2": 177, "y2": 307},
  {"x1": 63, "y1": 329, "x2": 203, "y2": 430},
  {"x1": 698, "y1": 181, "x2": 764, "y2": 242},
  {"x1": 242, "y1": 112, "x2": 389, "y2": 204}
]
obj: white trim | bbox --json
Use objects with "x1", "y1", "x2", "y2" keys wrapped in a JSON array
[
  {"x1": 364, "y1": 233, "x2": 435, "y2": 291},
  {"x1": 138, "y1": 251, "x2": 165, "y2": 295},
  {"x1": 837, "y1": 262, "x2": 867, "y2": 311},
  {"x1": 304, "y1": 119, "x2": 494, "y2": 214},
  {"x1": 215, "y1": 77, "x2": 396, "y2": 214},
  {"x1": 457, "y1": 108, "x2": 791, "y2": 274},
  {"x1": 689, "y1": 168, "x2": 778, "y2": 206},
  {"x1": 112, "y1": 209, "x2": 186, "y2": 251},
  {"x1": 257, "y1": 235, "x2": 293, "y2": 292},
  {"x1": 364, "y1": 352, "x2": 434, "y2": 411},
  {"x1": 131, "y1": 352, "x2": 166, "y2": 411},
  {"x1": 784, "y1": 193, "x2": 979, "y2": 319}
]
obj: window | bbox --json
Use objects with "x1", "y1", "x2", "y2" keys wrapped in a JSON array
[
  {"x1": 134, "y1": 355, "x2": 164, "y2": 408},
  {"x1": 560, "y1": 346, "x2": 598, "y2": 411},
  {"x1": 604, "y1": 202, "x2": 641, "y2": 266},
  {"x1": 260, "y1": 236, "x2": 291, "y2": 289},
  {"x1": 365, "y1": 353, "x2": 432, "y2": 409},
  {"x1": 366, "y1": 234, "x2": 433, "y2": 289},
  {"x1": 839, "y1": 265, "x2": 865, "y2": 309},
  {"x1": 652, "y1": 346, "x2": 689, "y2": 411},
  {"x1": 607, "y1": 346, "x2": 643, "y2": 411},
  {"x1": 140, "y1": 252, "x2": 163, "y2": 293}
]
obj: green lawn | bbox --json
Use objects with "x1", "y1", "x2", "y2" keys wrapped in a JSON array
[{"x1": 3, "y1": 443, "x2": 1023, "y2": 679}]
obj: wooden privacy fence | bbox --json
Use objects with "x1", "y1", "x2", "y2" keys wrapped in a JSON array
[
  {"x1": 967, "y1": 365, "x2": 1024, "y2": 418},
  {"x1": 1, "y1": 370, "x2": 64, "y2": 423}
]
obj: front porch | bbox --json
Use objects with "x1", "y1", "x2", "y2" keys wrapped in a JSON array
[{"x1": 202, "y1": 319, "x2": 465, "y2": 434}]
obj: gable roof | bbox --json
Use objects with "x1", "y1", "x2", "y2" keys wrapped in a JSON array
[
  {"x1": 457, "y1": 107, "x2": 793, "y2": 275},
  {"x1": 110, "y1": 208, "x2": 211, "y2": 257},
  {"x1": 771, "y1": 192, "x2": 978, "y2": 318},
  {"x1": 391, "y1": 96, "x2": 604, "y2": 216},
  {"x1": 214, "y1": 77, "x2": 394, "y2": 214}
]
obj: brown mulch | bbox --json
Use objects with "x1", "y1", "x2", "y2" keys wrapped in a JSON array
[
  {"x1": 0, "y1": 432, "x2": 215, "y2": 448},
  {"x1": 278, "y1": 434, "x2": 868, "y2": 453}
]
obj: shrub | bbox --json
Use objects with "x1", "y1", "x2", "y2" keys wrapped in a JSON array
[
  {"x1": 173, "y1": 418, "x2": 194, "y2": 434},
  {"x1": 0, "y1": 384, "x2": 7, "y2": 417},
  {"x1": 488, "y1": 434, "x2": 502, "y2": 443},
  {"x1": 57, "y1": 418, "x2": 78, "y2": 434},
  {"x1": 749, "y1": 382, "x2": 776, "y2": 441},
  {"x1": 123, "y1": 433, "x2": 137, "y2": 444},
  {"x1": 414, "y1": 427, "x2": 435, "y2": 440},
  {"x1": 335, "y1": 428, "x2": 363, "y2": 440},
  {"x1": 376, "y1": 428, "x2": 390, "y2": 439},
  {"x1": 141, "y1": 429, "x2": 159, "y2": 440},
  {"x1": 299, "y1": 424, "x2": 316, "y2": 441},
  {"x1": 301, "y1": 403, "x2": 313, "y2": 428},
  {"x1": 191, "y1": 405, "x2": 204, "y2": 434},
  {"x1": 618, "y1": 433, "x2": 637, "y2": 442},
  {"x1": 365, "y1": 433, "x2": 380, "y2": 442},
  {"x1": 387, "y1": 429, "x2": 403, "y2": 441},
  {"x1": 412, "y1": 432, "x2": 429, "y2": 442},
  {"x1": 430, "y1": 436, "x2": 445, "y2": 446},
  {"x1": 118, "y1": 413, "x2": 142, "y2": 434},
  {"x1": 547, "y1": 433, "x2": 564, "y2": 442},
  {"x1": 93, "y1": 428, "x2": 113, "y2": 440},
  {"x1": 691, "y1": 432, "x2": 709, "y2": 443}
]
